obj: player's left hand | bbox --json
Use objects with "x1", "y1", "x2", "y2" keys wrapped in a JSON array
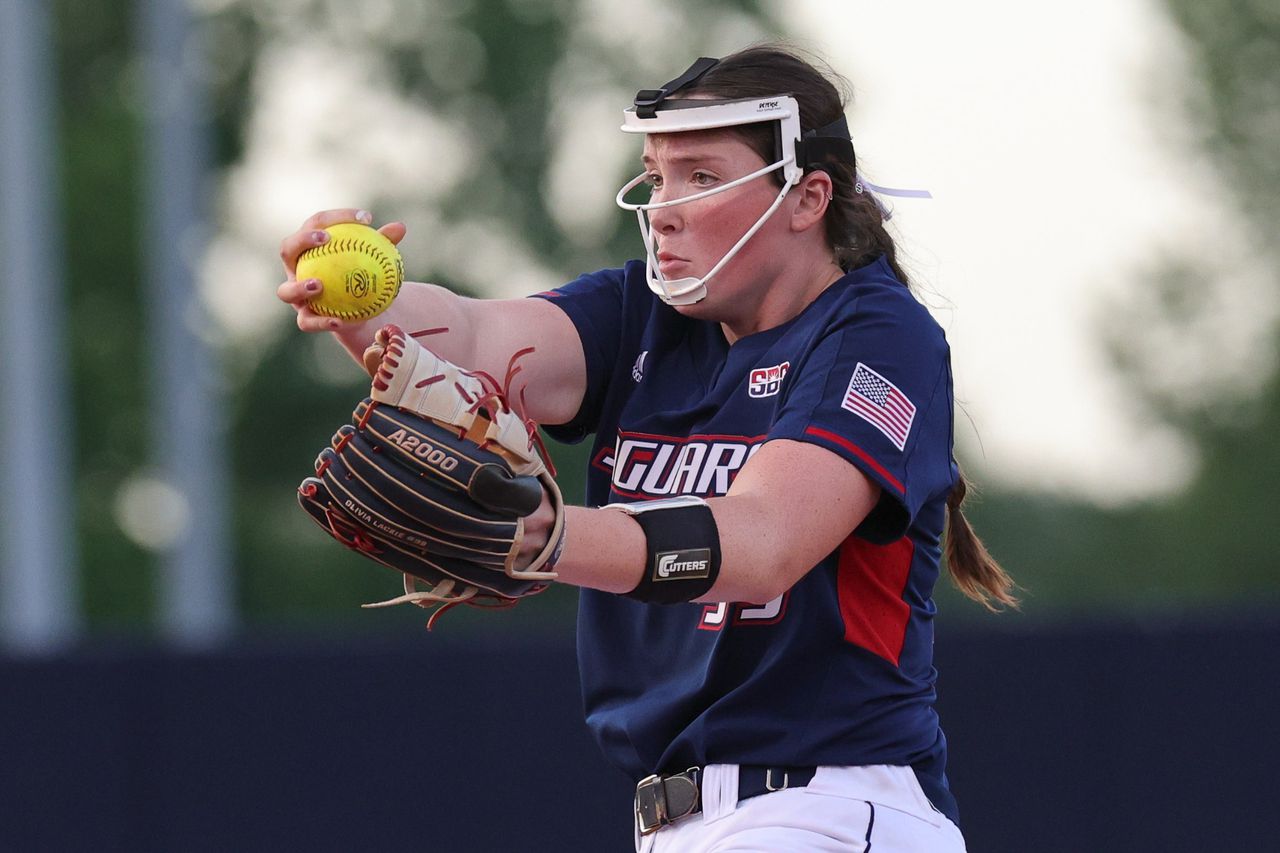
[
  {"x1": 297, "y1": 324, "x2": 565, "y2": 627},
  {"x1": 515, "y1": 487, "x2": 557, "y2": 570}
]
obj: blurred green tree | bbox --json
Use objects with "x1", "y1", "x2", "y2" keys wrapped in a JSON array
[
  {"x1": 215, "y1": 0, "x2": 779, "y2": 634},
  {"x1": 952, "y1": 0, "x2": 1280, "y2": 619},
  {"x1": 54, "y1": 0, "x2": 777, "y2": 635},
  {"x1": 58, "y1": 0, "x2": 1278, "y2": 637},
  {"x1": 54, "y1": 0, "x2": 153, "y2": 633}
]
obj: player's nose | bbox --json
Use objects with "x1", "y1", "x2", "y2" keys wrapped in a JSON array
[{"x1": 648, "y1": 202, "x2": 682, "y2": 234}]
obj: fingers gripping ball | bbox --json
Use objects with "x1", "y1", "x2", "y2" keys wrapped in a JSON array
[
  {"x1": 297, "y1": 325, "x2": 565, "y2": 627},
  {"x1": 297, "y1": 223, "x2": 404, "y2": 321}
]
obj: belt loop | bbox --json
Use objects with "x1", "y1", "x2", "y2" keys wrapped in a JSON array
[{"x1": 765, "y1": 768, "x2": 789, "y2": 792}]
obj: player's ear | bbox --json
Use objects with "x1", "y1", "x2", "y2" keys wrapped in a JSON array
[{"x1": 790, "y1": 170, "x2": 834, "y2": 233}]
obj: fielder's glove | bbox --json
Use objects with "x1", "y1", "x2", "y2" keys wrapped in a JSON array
[{"x1": 297, "y1": 324, "x2": 564, "y2": 627}]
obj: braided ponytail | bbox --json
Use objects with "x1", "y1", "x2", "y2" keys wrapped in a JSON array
[{"x1": 944, "y1": 471, "x2": 1019, "y2": 610}]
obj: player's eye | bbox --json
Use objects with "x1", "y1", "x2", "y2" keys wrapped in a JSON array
[
  {"x1": 644, "y1": 172, "x2": 664, "y2": 190},
  {"x1": 691, "y1": 171, "x2": 717, "y2": 187}
]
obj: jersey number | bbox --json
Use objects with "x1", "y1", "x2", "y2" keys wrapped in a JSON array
[{"x1": 698, "y1": 593, "x2": 788, "y2": 630}]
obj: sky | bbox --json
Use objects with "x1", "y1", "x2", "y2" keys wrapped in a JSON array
[
  {"x1": 777, "y1": 0, "x2": 1270, "y2": 503},
  {"x1": 209, "y1": 0, "x2": 1270, "y2": 506}
]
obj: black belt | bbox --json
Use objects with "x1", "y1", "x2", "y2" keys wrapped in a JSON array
[{"x1": 634, "y1": 766, "x2": 817, "y2": 835}]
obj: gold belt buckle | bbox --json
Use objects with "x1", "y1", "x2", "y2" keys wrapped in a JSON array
[
  {"x1": 635, "y1": 769, "x2": 701, "y2": 836},
  {"x1": 634, "y1": 774, "x2": 668, "y2": 836}
]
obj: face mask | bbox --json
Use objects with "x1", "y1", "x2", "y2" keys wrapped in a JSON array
[{"x1": 614, "y1": 96, "x2": 805, "y2": 306}]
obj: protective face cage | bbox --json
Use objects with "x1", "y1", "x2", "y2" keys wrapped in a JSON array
[{"x1": 614, "y1": 56, "x2": 857, "y2": 306}]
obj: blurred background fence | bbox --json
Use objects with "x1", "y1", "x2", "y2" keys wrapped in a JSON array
[
  {"x1": 5, "y1": 616, "x2": 1278, "y2": 851},
  {"x1": 1, "y1": 0, "x2": 1278, "y2": 850}
]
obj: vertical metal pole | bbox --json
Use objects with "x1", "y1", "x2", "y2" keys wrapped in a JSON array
[
  {"x1": 0, "y1": 0, "x2": 81, "y2": 653},
  {"x1": 138, "y1": 0, "x2": 235, "y2": 647}
]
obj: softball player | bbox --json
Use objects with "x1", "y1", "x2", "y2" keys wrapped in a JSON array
[{"x1": 279, "y1": 44, "x2": 1014, "y2": 852}]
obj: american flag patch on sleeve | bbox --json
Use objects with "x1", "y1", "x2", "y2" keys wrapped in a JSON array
[{"x1": 841, "y1": 362, "x2": 917, "y2": 451}]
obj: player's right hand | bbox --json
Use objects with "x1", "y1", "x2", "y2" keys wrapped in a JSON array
[{"x1": 276, "y1": 208, "x2": 408, "y2": 333}]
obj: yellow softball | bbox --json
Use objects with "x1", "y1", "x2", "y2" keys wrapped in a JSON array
[{"x1": 297, "y1": 223, "x2": 404, "y2": 321}]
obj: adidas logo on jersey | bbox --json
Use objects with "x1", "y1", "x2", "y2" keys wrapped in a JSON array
[{"x1": 631, "y1": 351, "x2": 648, "y2": 382}]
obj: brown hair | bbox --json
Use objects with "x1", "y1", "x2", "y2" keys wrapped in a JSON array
[
  {"x1": 685, "y1": 44, "x2": 906, "y2": 280},
  {"x1": 945, "y1": 470, "x2": 1019, "y2": 611},
  {"x1": 691, "y1": 44, "x2": 1018, "y2": 611}
]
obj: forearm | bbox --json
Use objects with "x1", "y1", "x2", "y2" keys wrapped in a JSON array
[
  {"x1": 699, "y1": 494, "x2": 797, "y2": 604},
  {"x1": 548, "y1": 506, "x2": 647, "y2": 594},
  {"x1": 332, "y1": 280, "x2": 480, "y2": 368},
  {"x1": 547, "y1": 498, "x2": 805, "y2": 604},
  {"x1": 546, "y1": 441, "x2": 880, "y2": 604},
  {"x1": 331, "y1": 285, "x2": 585, "y2": 424}
]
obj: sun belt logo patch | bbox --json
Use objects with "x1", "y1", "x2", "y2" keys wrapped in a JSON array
[{"x1": 748, "y1": 361, "x2": 790, "y2": 398}]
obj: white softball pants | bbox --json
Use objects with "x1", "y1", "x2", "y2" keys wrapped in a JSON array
[{"x1": 634, "y1": 765, "x2": 967, "y2": 853}]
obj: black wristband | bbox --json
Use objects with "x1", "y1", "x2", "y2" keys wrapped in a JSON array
[{"x1": 614, "y1": 497, "x2": 721, "y2": 604}]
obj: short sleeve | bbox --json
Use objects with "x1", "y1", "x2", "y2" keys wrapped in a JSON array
[
  {"x1": 531, "y1": 266, "x2": 627, "y2": 442},
  {"x1": 768, "y1": 285, "x2": 956, "y2": 543}
]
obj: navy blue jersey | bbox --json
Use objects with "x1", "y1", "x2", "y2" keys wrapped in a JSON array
[{"x1": 535, "y1": 256, "x2": 961, "y2": 823}]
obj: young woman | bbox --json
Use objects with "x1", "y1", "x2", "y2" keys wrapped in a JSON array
[{"x1": 278, "y1": 45, "x2": 1014, "y2": 853}]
